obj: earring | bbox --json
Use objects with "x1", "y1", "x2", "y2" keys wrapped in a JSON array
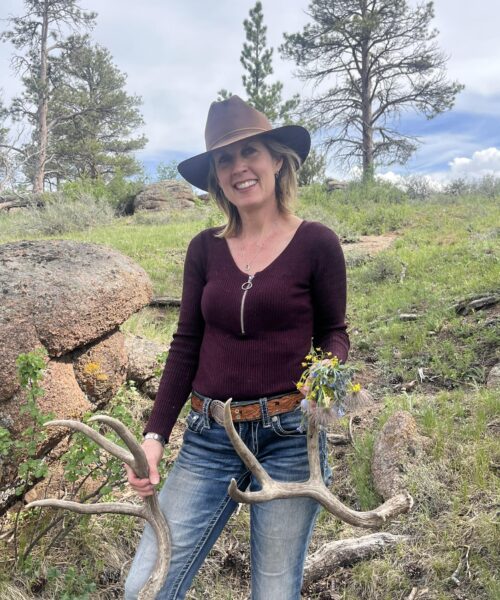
[{"x1": 275, "y1": 170, "x2": 280, "y2": 179}]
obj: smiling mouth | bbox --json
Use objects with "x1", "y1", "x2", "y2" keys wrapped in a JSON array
[{"x1": 234, "y1": 179, "x2": 258, "y2": 190}]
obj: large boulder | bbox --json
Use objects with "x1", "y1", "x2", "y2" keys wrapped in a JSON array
[
  {"x1": 133, "y1": 180, "x2": 196, "y2": 212},
  {"x1": 125, "y1": 334, "x2": 168, "y2": 398},
  {"x1": 0, "y1": 356, "x2": 92, "y2": 490},
  {"x1": 0, "y1": 240, "x2": 152, "y2": 509},
  {"x1": 371, "y1": 411, "x2": 430, "y2": 500},
  {"x1": 73, "y1": 330, "x2": 129, "y2": 406},
  {"x1": 0, "y1": 240, "x2": 152, "y2": 390}
]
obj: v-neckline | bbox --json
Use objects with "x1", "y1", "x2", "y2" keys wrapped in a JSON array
[{"x1": 224, "y1": 220, "x2": 306, "y2": 277}]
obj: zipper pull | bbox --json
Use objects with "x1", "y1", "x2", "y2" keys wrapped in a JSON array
[{"x1": 241, "y1": 274, "x2": 254, "y2": 290}]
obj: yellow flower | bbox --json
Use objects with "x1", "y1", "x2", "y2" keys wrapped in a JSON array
[
  {"x1": 84, "y1": 361, "x2": 101, "y2": 375},
  {"x1": 350, "y1": 382, "x2": 362, "y2": 393},
  {"x1": 301, "y1": 362, "x2": 307, "y2": 367},
  {"x1": 305, "y1": 354, "x2": 312, "y2": 360}
]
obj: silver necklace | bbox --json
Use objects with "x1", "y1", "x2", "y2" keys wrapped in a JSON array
[{"x1": 238, "y1": 227, "x2": 277, "y2": 273}]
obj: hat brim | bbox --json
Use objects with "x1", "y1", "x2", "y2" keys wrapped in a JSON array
[{"x1": 177, "y1": 125, "x2": 311, "y2": 191}]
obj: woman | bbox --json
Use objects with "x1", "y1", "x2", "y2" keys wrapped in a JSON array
[{"x1": 124, "y1": 96, "x2": 349, "y2": 600}]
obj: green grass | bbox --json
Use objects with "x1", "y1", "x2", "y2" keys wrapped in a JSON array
[
  {"x1": 1, "y1": 184, "x2": 499, "y2": 599},
  {"x1": 348, "y1": 196, "x2": 499, "y2": 387},
  {"x1": 306, "y1": 387, "x2": 499, "y2": 599}
]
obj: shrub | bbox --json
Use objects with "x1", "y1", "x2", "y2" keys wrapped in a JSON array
[
  {"x1": 0, "y1": 194, "x2": 115, "y2": 239},
  {"x1": 444, "y1": 175, "x2": 500, "y2": 198},
  {"x1": 339, "y1": 179, "x2": 407, "y2": 205},
  {"x1": 359, "y1": 252, "x2": 403, "y2": 283},
  {"x1": 404, "y1": 175, "x2": 435, "y2": 200},
  {"x1": 62, "y1": 173, "x2": 143, "y2": 209}
]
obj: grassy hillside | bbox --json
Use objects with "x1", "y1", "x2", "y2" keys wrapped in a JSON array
[{"x1": 0, "y1": 184, "x2": 498, "y2": 599}]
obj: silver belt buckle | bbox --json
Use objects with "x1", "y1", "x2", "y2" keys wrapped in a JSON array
[{"x1": 210, "y1": 400, "x2": 226, "y2": 426}]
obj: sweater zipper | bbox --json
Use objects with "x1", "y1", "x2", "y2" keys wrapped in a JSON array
[{"x1": 240, "y1": 274, "x2": 254, "y2": 335}]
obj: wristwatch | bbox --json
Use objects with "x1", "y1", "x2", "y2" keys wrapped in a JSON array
[{"x1": 143, "y1": 432, "x2": 166, "y2": 446}]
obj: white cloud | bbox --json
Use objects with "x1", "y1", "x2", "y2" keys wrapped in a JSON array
[
  {"x1": 375, "y1": 171, "x2": 445, "y2": 192},
  {"x1": 449, "y1": 147, "x2": 500, "y2": 178}
]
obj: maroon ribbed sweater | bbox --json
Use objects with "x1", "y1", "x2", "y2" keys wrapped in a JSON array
[{"x1": 146, "y1": 220, "x2": 349, "y2": 441}]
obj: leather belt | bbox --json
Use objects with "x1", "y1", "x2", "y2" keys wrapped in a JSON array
[{"x1": 190, "y1": 391, "x2": 302, "y2": 424}]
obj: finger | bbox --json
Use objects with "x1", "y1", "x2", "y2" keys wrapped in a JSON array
[
  {"x1": 124, "y1": 465, "x2": 151, "y2": 487},
  {"x1": 148, "y1": 465, "x2": 160, "y2": 486}
]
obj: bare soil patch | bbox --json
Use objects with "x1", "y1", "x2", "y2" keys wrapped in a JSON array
[{"x1": 344, "y1": 233, "x2": 398, "y2": 256}]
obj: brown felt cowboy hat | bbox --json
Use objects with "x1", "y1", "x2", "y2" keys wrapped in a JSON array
[{"x1": 177, "y1": 95, "x2": 311, "y2": 191}]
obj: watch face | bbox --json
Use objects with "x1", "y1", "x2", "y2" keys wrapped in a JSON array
[{"x1": 145, "y1": 432, "x2": 165, "y2": 445}]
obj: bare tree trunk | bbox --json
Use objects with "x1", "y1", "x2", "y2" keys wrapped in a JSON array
[
  {"x1": 361, "y1": 1, "x2": 374, "y2": 182},
  {"x1": 33, "y1": 0, "x2": 49, "y2": 194}
]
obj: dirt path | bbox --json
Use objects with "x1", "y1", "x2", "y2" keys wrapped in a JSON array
[{"x1": 344, "y1": 233, "x2": 398, "y2": 256}]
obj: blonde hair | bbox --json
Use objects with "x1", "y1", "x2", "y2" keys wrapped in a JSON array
[{"x1": 207, "y1": 135, "x2": 301, "y2": 238}]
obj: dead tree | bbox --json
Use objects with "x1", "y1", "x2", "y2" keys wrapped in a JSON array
[{"x1": 25, "y1": 415, "x2": 171, "y2": 600}]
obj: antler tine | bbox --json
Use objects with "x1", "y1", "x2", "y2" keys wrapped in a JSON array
[
  {"x1": 28, "y1": 417, "x2": 172, "y2": 600},
  {"x1": 89, "y1": 415, "x2": 149, "y2": 478},
  {"x1": 223, "y1": 400, "x2": 274, "y2": 487},
  {"x1": 223, "y1": 403, "x2": 414, "y2": 528},
  {"x1": 25, "y1": 498, "x2": 146, "y2": 519},
  {"x1": 306, "y1": 421, "x2": 323, "y2": 483},
  {"x1": 44, "y1": 419, "x2": 134, "y2": 468}
]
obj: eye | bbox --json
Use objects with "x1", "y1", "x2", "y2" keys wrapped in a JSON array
[
  {"x1": 242, "y1": 145, "x2": 257, "y2": 156},
  {"x1": 216, "y1": 154, "x2": 230, "y2": 166}
]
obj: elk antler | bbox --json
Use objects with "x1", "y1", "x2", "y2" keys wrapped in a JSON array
[
  {"x1": 223, "y1": 401, "x2": 413, "y2": 528},
  {"x1": 25, "y1": 415, "x2": 171, "y2": 600}
]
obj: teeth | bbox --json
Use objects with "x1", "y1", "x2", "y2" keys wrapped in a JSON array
[{"x1": 235, "y1": 180, "x2": 257, "y2": 190}]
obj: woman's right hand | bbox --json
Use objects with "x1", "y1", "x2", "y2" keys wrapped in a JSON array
[{"x1": 125, "y1": 438, "x2": 165, "y2": 498}]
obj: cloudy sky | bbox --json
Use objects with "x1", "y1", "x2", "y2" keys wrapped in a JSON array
[{"x1": 1, "y1": 0, "x2": 499, "y2": 181}]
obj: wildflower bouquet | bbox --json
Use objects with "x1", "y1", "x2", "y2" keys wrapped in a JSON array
[{"x1": 296, "y1": 349, "x2": 372, "y2": 426}]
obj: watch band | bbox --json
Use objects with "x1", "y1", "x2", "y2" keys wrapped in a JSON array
[{"x1": 143, "y1": 432, "x2": 166, "y2": 446}]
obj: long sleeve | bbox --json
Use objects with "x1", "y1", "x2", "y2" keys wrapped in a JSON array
[
  {"x1": 145, "y1": 233, "x2": 206, "y2": 441},
  {"x1": 310, "y1": 226, "x2": 349, "y2": 362}
]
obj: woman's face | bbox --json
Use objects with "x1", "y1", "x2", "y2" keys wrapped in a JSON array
[{"x1": 213, "y1": 137, "x2": 283, "y2": 213}]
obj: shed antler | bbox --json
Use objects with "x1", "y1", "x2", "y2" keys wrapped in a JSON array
[
  {"x1": 223, "y1": 401, "x2": 413, "y2": 527},
  {"x1": 25, "y1": 415, "x2": 171, "y2": 600}
]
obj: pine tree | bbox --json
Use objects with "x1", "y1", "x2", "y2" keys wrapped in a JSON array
[
  {"x1": 218, "y1": 2, "x2": 299, "y2": 124},
  {"x1": 1, "y1": 0, "x2": 96, "y2": 192},
  {"x1": 46, "y1": 40, "x2": 146, "y2": 183},
  {"x1": 217, "y1": 2, "x2": 325, "y2": 184},
  {"x1": 281, "y1": 0, "x2": 463, "y2": 181}
]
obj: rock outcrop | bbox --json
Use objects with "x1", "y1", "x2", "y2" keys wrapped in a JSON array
[
  {"x1": 125, "y1": 334, "x2": 168, "y2": 399},
  {"x1": 133, "y1": 180, "x2": 196, "y2": 212},
  {"x1": 371, "y1": 411, "x2": 430, "y2": 500},
  {"x1": 0, "y1": 240, "x2": 153, "y2": 509}
]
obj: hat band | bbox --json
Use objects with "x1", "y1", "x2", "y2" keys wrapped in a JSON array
[{"x1": 209, "y1": 126, "x2": 271, "y2": 150}]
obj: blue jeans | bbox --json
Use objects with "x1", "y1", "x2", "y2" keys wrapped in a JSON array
[{"x1": 124, "y1": 395, "x2": 331, "y2": 600}]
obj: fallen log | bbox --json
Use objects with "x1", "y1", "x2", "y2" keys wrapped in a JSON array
[
  {"x1": 453, "y1": 293, "x2": 499, "y2": 315},
  {"x1": 149, "y1": 296, "x2": 181, "y2": 308},
  {"x1": 302, "y1": 532, "x2": 408, "y2": 589}
]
